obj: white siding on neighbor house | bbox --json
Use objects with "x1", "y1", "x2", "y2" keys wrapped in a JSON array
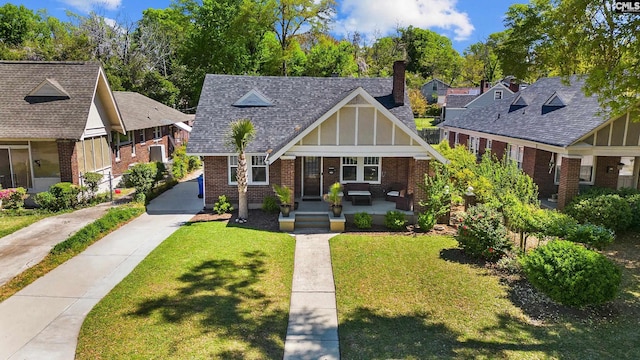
[{"x1": 466, "y1": 85, "x2": 512, "y2": 109}]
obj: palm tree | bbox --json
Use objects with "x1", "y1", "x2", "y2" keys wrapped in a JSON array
[{"x1": 227, "y1": 119, "x2": 255, "y2": 221}]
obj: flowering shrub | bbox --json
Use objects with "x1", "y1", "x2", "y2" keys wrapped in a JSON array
[
  {"x1": 0, "y1": 187, "x2": 28, "y2": 209},
  {"x1": 456, "y1": 204, "x2": 511, "y2": 261}
]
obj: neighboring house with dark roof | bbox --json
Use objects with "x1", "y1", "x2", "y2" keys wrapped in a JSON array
[
  {"x1": 0, "y1": 61, "x2": 194, "y2": 193},
  {"x1": 0, "y1": 61, "x2": 125, "y2": 193},
  {"x1": 420, "y1": 78, "x2": 451, "y2": 105},
  {"x1": 112, "y1": 91, "x2": 193, "y2": 176},
  {"x1": 188, "y1": 61, "x2": 446, "y2": 213},
  {"x1": 441, "y1": 76, "x2": 640, "y2": 209},
  {"x1": 443, "y1": 82, "x2": 514, "y2": 121}
]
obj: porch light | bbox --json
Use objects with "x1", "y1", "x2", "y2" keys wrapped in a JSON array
[{"x1": 618, "y1": 162, "x2": 625, "y2": 171}]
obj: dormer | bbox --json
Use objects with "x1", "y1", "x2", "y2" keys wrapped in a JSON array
[
  {"x1": 542, "y1": 92, "x2": 566, "y2": 114},
  {"x1": 509, "y1": 94, "x2": 528, "y2": 112},
  {"x1": 25, "y1": 78, "x2": 71, "y2": 103},
  {"x1": 233, "y1": 88, "x2": 274, "y2": 107}
]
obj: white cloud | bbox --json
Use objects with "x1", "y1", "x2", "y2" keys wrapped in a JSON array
[
  {"x1": 335, "y1": 0, "x2": 474, "y2": 42},
  {"x1": 59, "y1": 0, "x2": 122, "y2": 13}
]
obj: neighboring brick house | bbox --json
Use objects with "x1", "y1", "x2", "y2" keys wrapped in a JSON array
[
  {"x1": 0, "y1": 61, "x2": 125, "y2": 193},
  {"x1": 441, "y1": 76, "x2": 640, "y2": 209},
  {"x1": 187, "y1": 61, "x2": 447, "y2": 212},
  {"x1": 111, "y1": 91, "x2": 193, "y2": 176}
]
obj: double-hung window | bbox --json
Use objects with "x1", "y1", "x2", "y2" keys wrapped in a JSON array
[
  {"x1": 153, "y1": 126, "x2": 162, "y2": 139},
  {"x1": 228, "y1": 155, "x2": 268, "y2": 185},
  {"x1": 494, "y1": 90, "x2": 503, "y2": 100},
  {"x1": 486, "y1": 139, "x2": 492, "y2": 151},
  {"x1": 508, "y1": 144, "x2": 524, "y2": 169},
  {"x1": 469, "y1": 136, "x2": 479, "y2": 156},
  {"x1": 341, "y1": 157, "x2": 381, "y2": 183},
  {"x1": 112, "y1": 131, "x2": 132, "y2": 161}
]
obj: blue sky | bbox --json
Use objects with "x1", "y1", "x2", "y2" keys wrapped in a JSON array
[{"x1": 0, "y1": 0, "x2": 525, "y2": 53}]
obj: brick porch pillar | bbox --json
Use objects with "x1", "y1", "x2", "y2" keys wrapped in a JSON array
[
  {"x1": 557, "y1": 156, "x2": 581, "y2": 210},
  {"x1": 57, "y1": 139, "x2": 79, "y2": 185},
  {"x1": 412, "y1": 156, "x2": 431, "y2": 213},
  {"x1": 280, "y1": 156, "x2": 296, "y2": 200}
]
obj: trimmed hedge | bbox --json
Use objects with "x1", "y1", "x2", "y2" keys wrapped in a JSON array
[
  {"x1": 564, "y1": 193, "x2": 632, "y2": 232},
  {"x1": 520, "y1": 240, "x2": 621, "y2": 307},
  {"x1": 51, "y1": 205, "x2": 144, "y2": 254}
]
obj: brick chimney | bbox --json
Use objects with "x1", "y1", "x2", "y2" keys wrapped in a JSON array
[
  {"x1": 392, "y1": 60, "x2": 406, "y2": 106},
  {"x1": 509, "y1": 79, "x2": 520, "y2": 93}
]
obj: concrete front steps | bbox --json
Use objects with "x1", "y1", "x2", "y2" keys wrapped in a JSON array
[{"x1": 279, "y1": 212, "x2": 346, "y2": 232}]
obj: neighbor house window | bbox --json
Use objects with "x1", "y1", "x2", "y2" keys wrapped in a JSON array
[
  {"x1": 113, "y1": 131, "x2": 132, "y2": 161},
  {"x1": 508, "y1": 144, "x2": 524, "y2": 169},
  {"x1": 130, "y1": 131, "x2": 136, "y2": 156},
  {"x1": 228, "y1": 155, "x2": 269, "y2": 185},
  {"x1": 341, "y1": 157, "x2": 381, "y2": 183},
  {"x1": 153, "y1": 126, "x2": 162, "y2": 139},
  {"x1": 494, "y1": 90, "x2": 503, "y2": 100},
  {"x1": 454, "y1": 132, "x2": 460, "y2": 146},
  {"x1": 554, "y1": 155, "x2": 595, "y2": 184},
  {"x1": 469, "y1": 136, "x2": 479, "y2": 155},
  {"x1": 138, "y1": 129, "x2": 146, "y2": 143},
  {"x1": 486, "y1": 139, "x2": 492, "y2": 151}
]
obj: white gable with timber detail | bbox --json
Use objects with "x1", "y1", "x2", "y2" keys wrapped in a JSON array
[{"x1": 267, "y1": 87, "x2": 447, "y2": 163}]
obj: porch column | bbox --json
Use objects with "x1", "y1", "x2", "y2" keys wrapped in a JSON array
[
  {"x1": 557, "y1": 156, "x2": 581, "y2": 210},
  {"x1": 412, "y1": 156, "x2": 431, "y2": 213},
  {"x1": 280, "y1": 156, "x2": 296, "y2": 200},
  {"x1": 57, "y1": 139, "x2": 80, "y2": 185}
]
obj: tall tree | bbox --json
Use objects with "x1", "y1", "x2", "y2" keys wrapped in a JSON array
[
  {"x1": 304, "y1": 34, "x2": 357, "y2": 77},
  {"x1": 227, "y1": 119, "x2": 256, "y2": 222},
  {"x1": 272, "y1": 0, "x2": 336, "y2": 75},
  {"x1": 400, "y1": 26, "x2": 462, "y2": 85},
  {"x1": 461, "y1": 35, "x2": 503, "y2": 86}
]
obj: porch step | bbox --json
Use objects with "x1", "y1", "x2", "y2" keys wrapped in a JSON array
[{"x1": 295, "y1": 212, "x2": 330, "y2": 230}]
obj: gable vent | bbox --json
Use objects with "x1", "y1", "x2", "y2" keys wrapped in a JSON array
[
  {"x1": 509, "y1": 94, "x2": 528, "y2": 112},
  {"x1": 542, "y1": 92, "x2": 566, "y2": 114},
  {"x1": 26, "y1": 78, "x2": 70, "y2": 101},
  {"x1": 233, "y1": 88, "x2": 274, "y2": 107}
]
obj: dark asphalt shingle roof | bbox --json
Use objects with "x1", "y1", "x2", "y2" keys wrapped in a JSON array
[
  {"x1": 188, "y1": 75, "x2": 415, "y2": 154},
  {"x1": 113, "y1": 91, "x2": 193, "y2": 131},
  {"x1": 441, "y1": 76, "x2": 606, "y2": 148},
  {"x1": 0, "y1": 61, "x2": 102, "y2": 140},
  {"x1": 445, "y1": 94, "x2": 479, "y2": 108}
]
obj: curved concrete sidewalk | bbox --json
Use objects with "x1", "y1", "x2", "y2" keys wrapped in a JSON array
[
  {"x1": 284, "y1": 233, "x2": 340, "y2": 360},
  {"x1": 0, "y1": 179, "x2": 203, "y2": 360}
]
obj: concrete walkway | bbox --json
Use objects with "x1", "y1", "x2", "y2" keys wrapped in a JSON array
[
  {"x1": 283, "y1": 233, "x2": 340, "y2": 360},
  {"x1": 0, "y1": 179, "x2": 203, "y2": 360},
  {"x1": 0, "y1": 204, "x2": 111, "y2": 286}
]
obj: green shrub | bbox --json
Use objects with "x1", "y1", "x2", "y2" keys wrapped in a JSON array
[
  {"x1": 187, "y1": 155, "x2": 201, "y2": 172},
  {"x1": 384, "y1": 210, "x2": 407, "y2": 231},
  {"x1": 126, "y1": 163, "x2": 156, "y2": 196},
  {"x1": 51, "y1": 205, "x2": 144, "y2": 254},
  {"x1": 171, "y1": 156, "x2": 187, "y2": 180},
  {"x1": 625, "y1": 194, "x2": 640, "y2": 229},
  {"x1": 149, "y1": 162, "x2": 166, "y2": 183},
  {"x1": 354, "y1": 212, "x2": 372, "y2": 229},
  {"x1": 565, "y1": 193, "x2": 632, "y2": 232},
  {"x1": 520, "y1": 240, "x2": 621, "y2": 306},
  {"x1": 456, "y1": 204, "x2": 511, "y2": 261},
  {"x1": 36, "y1": 182, "x2": 80, "y2": 211},
  {"x1": 538, "y1": 210, "x2": 578, "y2": 238},
  {"x1": 133, "y1": 192, "x2": 146, "y2": 203},
  {"x1": 82, "y1": 172, "x2": 103, "y2": 197},
  {"x1": 418, "y1": 165, "x2": 451, "y2": 220},
  {"x1": 565, "y1": 224, "x2": 615, "y2": 250},
  {"x1": 213, "y1": 195, "x2": 234, "y2": 215},
  {"x1": 417, "y1": 211, "x2": 436, "y2": 231},
  {"x1": 262, "y1": 196, "x2": 280, "y2": 214},
  {"x1": 0, "y1": 187, "x2": 27, "y2": 209}
]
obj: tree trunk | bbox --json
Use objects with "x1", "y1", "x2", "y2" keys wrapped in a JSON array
[{"x1": 237, "y1": 152, "x2": 249, "y2": 219}]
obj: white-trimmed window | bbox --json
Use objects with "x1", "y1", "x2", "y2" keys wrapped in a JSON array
[
  {"x1": 130, "y1": 131, "x2": 136, "y2": 156},
  {"x1": 454, "y1": 132, "x2": 460, "y2": 146},
  {"x1": 508, "y1": 144, "x2": 524, "y2": 169},
  {"x1": 341, "y1": 157, "x2": 381, "y2": 183},
  {"x1": 494, "y1": 90, "x2": 503, "y2": 100},
  {"x1": 469, "y1": 136, "x2": 479, "y2": 155},
  {"x1": 138, "y1": 129, "x2": 146, "y2": 143},
  {"x1": 153, "y1": 126, "x2": 162, "y2": 139},
  {"x1": 554, "y1": 155, "x2": 595, "y2": 184},
  {"x1": 112, "y1": 131, "x2": 131, "y2": 161},
  {"x1": 486, "y1": 139, "x2": 492, "y2": 151},
  {"x1": 228, "y1": 155, "x2": 269, "y2": 185}
]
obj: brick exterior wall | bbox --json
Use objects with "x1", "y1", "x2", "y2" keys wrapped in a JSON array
[
  {"x1": 594, "y1": 156, "x2": 621, "y2": 190},
  {"x1": 458, "y1": 133, "x2": 469, "y2": 148},
  {"x1": 57, "y1": 140, "x2": 79, "y2": 185},
  {"x1": 448, "y1": 131, "x2": 456, "y2": 148},
  {"x1": 529, "y1": 148, "x2": 556, "y2": 198},
  {"x1": 558, "y1": 157, "x2": 581, "y2": 210},
  {"x1": 412, "y1": 159, "x2": 430, "y2": 212},
  {"x1": 491, "y1": 140, "x2": 507, "y2": 161},
  {"x1": 203, "y1": 156, "x2": 281, "y2": 208},
  {"x1": 478, "y1": 138, "x2": 488, "y2": 157},
  {"x1": 111, "y1": 127, "x2": 173, "y2": 176},
  {"x1": 280, "y1": 158, "x2": 295, "y2": 199}
]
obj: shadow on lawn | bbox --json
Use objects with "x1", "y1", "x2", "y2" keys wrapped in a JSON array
[
  {"x1": 339, "y1": 308, "x2": 565, "y2": 359},
  {"x1": 129, "y1": 250, "x2": 287, "y2": 359}
]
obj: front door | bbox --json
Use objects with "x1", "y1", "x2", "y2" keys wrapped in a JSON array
[{"x1": 303, "y1": 157, "x2": 321, "y2": 198}]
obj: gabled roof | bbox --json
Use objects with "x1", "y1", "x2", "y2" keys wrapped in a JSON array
[
  {"x1": 188, "y1": 75, "x2": 416, "y2": 156},
  {"x1": 0, "y1": 61, "x2": 120, "y2": 140},
  {"x1": 27, "y1": 78, "x2": 70, "y2": 98},
  {"x1": 113, "y1": 91, "x2": 193, "y2": 131},
  {"x1": 441, "y1": 76, "x2": 605, "y2": 148}
]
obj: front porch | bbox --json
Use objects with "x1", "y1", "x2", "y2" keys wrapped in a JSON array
[{"x1": 295, "y1": 197, "x2": 414, "y2": 216}]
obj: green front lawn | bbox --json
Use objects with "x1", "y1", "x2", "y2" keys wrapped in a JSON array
[
  {"x1": 331, "y1": 234, "x2": 640, "y2": 359},
  {"x1": 0, "y1": 211, "x2": 49, "y2": 238},
  {"x1": 76, "y1": 221, "x2": 295, "y2": 360},
  {"x1": 415, "y1": 117, "x2": 437, "y2": 130}
]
